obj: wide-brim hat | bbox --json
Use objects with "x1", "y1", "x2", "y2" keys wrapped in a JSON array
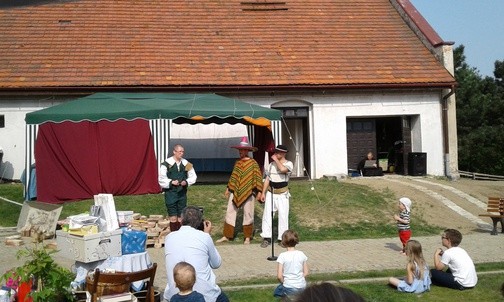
[
  {"x1": 275, "y1": 144, "x2": 288, "y2": 153},
  {"x1": 231, "y1": 136, "x2": 258, "y2": 152}
]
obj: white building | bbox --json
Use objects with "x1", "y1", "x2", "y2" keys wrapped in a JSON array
[{"x1": 0, "y1": 0, "x2": 458, "y2": 181}]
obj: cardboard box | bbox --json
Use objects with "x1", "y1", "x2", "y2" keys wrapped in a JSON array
[
  {"x1": 56, "y1": 229, "x2": 122, "y2": 263},
  {"x1": 116, "y1": 211, "x2": 134, "y2": 225},
  {"x1": 17, "y1": 201, "x2": 62, "y2": 237}
]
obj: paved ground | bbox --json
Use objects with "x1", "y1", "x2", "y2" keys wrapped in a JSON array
[
  {"x1": 154, "y1": 232, "x2": 504, "y2": 287},
  {"x1": 1, "y1": 176, "x2": 504, "y2": 299},
  {"x1": 2, "y1": 226, "x2": 504, "y2": 296}
]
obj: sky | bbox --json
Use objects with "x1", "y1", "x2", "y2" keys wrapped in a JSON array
[{"x1": 410, "y1": 0, "x2": 504, "y2": 78}]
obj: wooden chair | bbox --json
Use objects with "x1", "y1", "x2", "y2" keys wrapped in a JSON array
[{"x1": 89, "y1": 262, "x2": 157, "y2": 302}]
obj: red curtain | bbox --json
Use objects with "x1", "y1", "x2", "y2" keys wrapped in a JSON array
[
  {"x1": 252, "y1": 125, "x2": 276, "y2": 172},
  {"x1": 35, "y1": 120, "x2": 161, "y2": 204}
]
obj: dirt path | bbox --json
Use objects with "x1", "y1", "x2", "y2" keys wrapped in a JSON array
[{"x1": 342, "y1": 175, "x2": 504, "y2": 234}]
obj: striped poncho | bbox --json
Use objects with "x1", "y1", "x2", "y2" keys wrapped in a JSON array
[{"x1": 227, "y1": 158, "x2": 263, "y2": 207}]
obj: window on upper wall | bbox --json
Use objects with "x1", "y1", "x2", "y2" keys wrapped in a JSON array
[{"x1": 0, "y1": 115, "x2": 4, "y2": 128}]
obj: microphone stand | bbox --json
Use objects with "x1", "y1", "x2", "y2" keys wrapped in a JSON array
[{"x1": 267, "y1": 184, "x2": 277, "y2": 261}]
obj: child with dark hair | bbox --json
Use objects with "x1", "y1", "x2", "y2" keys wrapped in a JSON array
[
  {"x1": 170, "y1": 262, "x2": 205, "y2": 302},
  {"x1": 274, "y1": 230, "x2": 309, "y2": 298},
  {"x1": 294, "y1": 282, "x2": 365, "y2": 302},
  {"x1": 430, "y1": 228, "x2": 477, "y2": 290}
]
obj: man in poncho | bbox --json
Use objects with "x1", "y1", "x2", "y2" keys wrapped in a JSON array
[{"x1": 216, "y1": 137, "x2": 262, "y2": 244}]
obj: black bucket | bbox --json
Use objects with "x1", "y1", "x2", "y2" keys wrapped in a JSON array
[{"x1": 133, "y1": 290, "x2": 161, "y2": 302}]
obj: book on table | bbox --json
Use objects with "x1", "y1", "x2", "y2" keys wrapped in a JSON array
[{"x1": 98, "y1": 292, "x2": 137, "y2": 302}]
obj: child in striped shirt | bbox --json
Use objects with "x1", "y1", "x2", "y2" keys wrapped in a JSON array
[{"x1": 394, "y1": 197, "x2": 412, "y2": 255}]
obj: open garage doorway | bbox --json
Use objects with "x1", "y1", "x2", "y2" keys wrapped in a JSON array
[{"x1": 347, "y1": 116, "x2": 412, "y2": 174}]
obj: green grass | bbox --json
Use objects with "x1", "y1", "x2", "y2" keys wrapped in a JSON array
[
  {"x1": 0, "y1": 180, "x2": 441, "y2": 240},
  {"x1": 0, "y1": 182, "x2": 26, "y2": 226},
  {"x1": 223, "y1": 263, "x2": 504, "y2": 301},
  {"x1": 1, "y1": 181, "x2": 501, "y2": 301},
  {"x1": 347, "y1": 274, "x2": 504, "y2": 302}
]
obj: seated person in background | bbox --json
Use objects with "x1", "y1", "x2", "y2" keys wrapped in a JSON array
[
  {"x1": 293, "y1": 282, "x2": 365, "y2": 302},
  {"x1": 357, "y1": 152, "x2": 376, "y2": 171},
  {"x1": 357, "y1": 152, "x2": 382, "y2": 176}
]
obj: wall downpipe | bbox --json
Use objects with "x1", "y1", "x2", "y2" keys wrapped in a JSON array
[{"x1": 442, "y1": 85, "x2": 455, "y2": 178}]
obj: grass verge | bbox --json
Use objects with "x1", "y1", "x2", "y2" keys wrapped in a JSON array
[{"x1": 222, "y1": 262, "x2": 504, "y2": 301}]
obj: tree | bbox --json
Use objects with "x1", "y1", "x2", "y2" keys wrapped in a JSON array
[
  {"x1": 455, "y1": 45, "x2": 504, "y2": 175},
  {"x1": 494, "y1": 60, "x2": 504, "y2": 83}
]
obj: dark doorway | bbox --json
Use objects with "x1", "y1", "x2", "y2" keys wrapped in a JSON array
[
  {"x1": 275, "y1": 107, "x2": 310, "y2": 178},
  {"x1": 348, "y1": 116, "x2": 411, "y2": 174}
]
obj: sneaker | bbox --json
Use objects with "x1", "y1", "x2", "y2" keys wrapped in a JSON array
[
  {"x1": 260, "y1": 239, "x2": 271, "y2": 248},
  {"x1": 277, "y1": 240, "x2": 286, "y2": 248}
]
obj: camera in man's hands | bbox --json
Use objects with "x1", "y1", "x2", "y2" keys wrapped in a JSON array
[{"x1": 197, "y1": 207, "x2": 205, "y2": 231}]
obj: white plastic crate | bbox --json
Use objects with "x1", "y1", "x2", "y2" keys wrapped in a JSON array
[{"x1": 56, "y1": 229, "x2": 122, "y2": 263}]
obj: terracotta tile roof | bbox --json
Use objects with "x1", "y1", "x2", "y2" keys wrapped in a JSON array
[{"x1": 0, "y1": 0, "x2": 455, "y2": 89}]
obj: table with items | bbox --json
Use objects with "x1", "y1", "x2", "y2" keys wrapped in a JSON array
[
  {"x1": 72, "y1": 251, "x2": 152, "y2": 291},
  {"x1": 57, "y1": 194, "x2": 152, "y2": 299}
]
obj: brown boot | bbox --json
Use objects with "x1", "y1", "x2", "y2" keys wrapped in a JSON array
[
  {"x1": 169, "y1": 221, "x2": 181, "y2": 232},
  {"x1": 243, "y1": 224, "x2": 253, "y2": 240},
  {"x1": 223, "y1": 222, "x2": 235, "y2": 240}
]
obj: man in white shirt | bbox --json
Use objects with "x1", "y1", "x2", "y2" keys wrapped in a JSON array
[
  {"x1": 260, "y1": 145, "x2": 294, "y2": 248},
  {"x1": 158, "y1": 144, "x2": 197, "y2": 231},
  {"x1": 163, "y1": 206, "x2": 229, "y2": 302},
  {"x1": 431, "y1": 228, "x2": 478, "y2": 290}
]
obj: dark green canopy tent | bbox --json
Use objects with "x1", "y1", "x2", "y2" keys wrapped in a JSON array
[
  {"x1": 25, "y1": 92, "x2": 281, "y2": 125},
  {"x1": 24, "y1": 93, "x2": 282, "y2": 203}
]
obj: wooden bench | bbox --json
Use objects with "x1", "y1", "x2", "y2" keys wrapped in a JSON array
[{"x1": 479, "y1": 197, "x2": 504, "y2": 235}]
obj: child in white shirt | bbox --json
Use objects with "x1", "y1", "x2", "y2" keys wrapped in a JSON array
[{"x1": 273, "y1": 230, "x2": 309, "y2": 298}]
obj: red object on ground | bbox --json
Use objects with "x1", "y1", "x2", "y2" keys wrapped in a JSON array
[{"x1": 17, "y1": 280, "x2": 33, "y2": 302}]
